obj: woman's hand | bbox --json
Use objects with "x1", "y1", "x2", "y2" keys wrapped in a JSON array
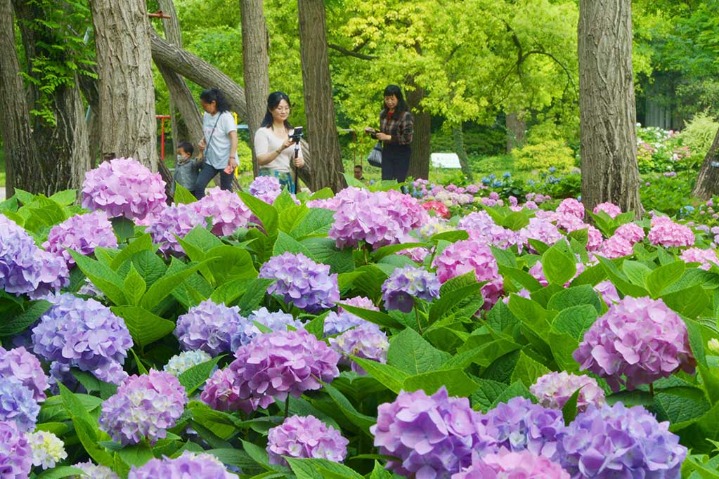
[
  {"x1": 293, "y1": 157, "x2": 305, "y2": 169},
  {"x1": 376, "y1": 132, "x2": 391, "y2": 142},
  {"x1": 279, "y1": 138, "x2": 293, "y2": 151},
  {"x1": 198, "y1": 138, "x2": 207, "y2": 152}
]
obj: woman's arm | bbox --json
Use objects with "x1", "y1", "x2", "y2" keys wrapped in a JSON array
[{"x1": 255, "y1": 129, "x2": 292, "y2": 166}]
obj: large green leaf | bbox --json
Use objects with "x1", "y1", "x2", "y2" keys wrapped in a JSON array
[
  {"x1": 351, "y1": 358, "x2": 409, "y2": 394},
  {"x1": 70, "y1": 251, "x2": 127, "y2": 305},
  {"x1": 510, "y1": 350, "x2": 551, "y2": 387},
  {"x1": 318, "y1": 381, "x2": 375, "y2": 434},
  {"x1": 273, "y1": 230, "x2": 314, "y2": 258},
  {"x1": 278, "y1": 203, "x2": 309, "y2": 234},
  {"x1": 290, "y1": 207, "x2": 335, "y2": 239},
  {"x1": 542, "y1": 240, "x2": 576, "y2": 285},
  {"x1": 110, "y1": 234, "x2": 155, "y2": 269},
  {"x1": 111, "y1": 305, "x2": 175, "y2": 348},
  {"x1": 428, "y1": 272, "x2": 483, "y2": 326},
  {"x1": 0, "y1": 299, "x2": 51, "y2": 337},
  {"x1": 140, "y1": 259, "x2": 205, "y2": 311},
  {"x1": 239, "y1": 191, "x2": 279, "y2": 237},
  {"x1": 387, "y1": 328, "x2": 450, "y2": 374},
  {"x1": 470, "y1": 378, "x2": 510, "y2": 412},
  {"x1": 546, "y1": 285, "x2": 602, "y2": 313},
  {"x1": 123, "y1": 264, "x2": 146, "y2": 306},
  {"x1": 646, "y1": 261, "x2": 686, "y2": 297},
  {"x1": 58, "y1": 384, "x2": 114, "y2": 467},
  {"x1": 301, "y1": 237, "x2": 355, "y2": 274},
  {"x1": 403, "y1": 369, "x2": 480, "y2": 397},
  {"x1": 551, "y1": 304, "x2": 598, "y2": 341},
  {"x1": 286, "y1": 458, "x2": 363, "y2": 479},
  {"x1": 178, "y1": 355, "x2": 224, "y2": 395},
  {"x1": 339, "y1": 303, "x2": 404, "y2": 329}
]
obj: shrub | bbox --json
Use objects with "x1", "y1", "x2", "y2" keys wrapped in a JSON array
[
  {"x1": 679, "y1": 112, "x2": 719, "y2": 160},
  {"x1": 512, "y1": 139, "x2": 575, "y2": 173}
]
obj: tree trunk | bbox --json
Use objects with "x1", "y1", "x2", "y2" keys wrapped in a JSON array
[
  {"x1": 578, "y1": 0, "x2": 641, "y2": 214},
  {"x1": 297, "y1": 0, "x2": 345, "y2": 192},
  {"x1": 406, "y1": 82, "x2": 430, "y2": 181},
  {"x1": 90, "y1": 0, "x2": 157, "y2": 167},
  {"x1": 240, "y1": 0, "x2": 270, "y2": 177},
  {"x1": 505, "y1": 112, "x2": 526, "y2": 152},
  {"x1": 692, "y1": 128, "x2": 719, "y2": 200},
  {"x1": 452, "y1": 124, "x2": 473, "y2": 182}
]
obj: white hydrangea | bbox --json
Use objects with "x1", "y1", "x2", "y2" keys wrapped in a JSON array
[
  {"x1": 163, "y1": 350, "x2": 212, "y2": 376},
  {"x1": 28, "y1": 431, "x2": 67, "y2": 469}
]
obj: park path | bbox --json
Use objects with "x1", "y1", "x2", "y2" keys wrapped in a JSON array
[{"x1": 0, "y1": 187, "x2": 5, "y2": 200}]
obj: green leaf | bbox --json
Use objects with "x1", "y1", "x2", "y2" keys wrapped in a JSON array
[
  {"x1": 428, "y1": 272, "x2": 484, "y2": 326},
  {"x1": 403, "y1": 369, "x2": 480, "y2": 397},
  {"x1": 442, "y1": 338, "x2": 521, "y2": 369},
  {"x1": 204, "y1": 246, "x2": 257, "y2": 284},
  {"x1": 646, "y1": 261, "x2": 686, "y2": 298},
  {"x1": 546, "y1": 285, "x2": 602, "y2": 313},
  {"x1": 173, "y1": 183, "x2": 196, "y2": 204},
  {"x1": 123, "y1": 264, "x2": 147, "y2": 306},
  {"x1": 430, "y1": 230, "x2": 469, "y2": 244},
  {"x1": 321, "y1": 381, "x2": 375, "y2": 434},
  {"x1": 70, "y1": 251, "x2": 127, "y2": 305},
  {"x1": 290, "y1": 207, "x2": 335, "y2": 239},
  {"x1": 499, "y1": 265, "x2": 543, "y2": 292},
  {"x1": 140, "y1": 259, "x2": 205, "y2": 311},
  {"x1": 542, "y1": 240, "x2": 576, "y2": 285},
  {"x1": 510, "y1": 350, "x2": 551, "y2": 387},
  {"x1": 550, "y1": 305, "x2": 598, "y2": 342},
  {"x1": 111, "y1": 216, "x2": 135, "y2": 243},
  {"x1": 662, "y1": 285, "x2": 710, "y2": 318},
  {"x1": 110, "y1": 234, "x2": 155, "y2": 270},
  {"x1": 241, "y1": 439, "x2": 276, "y2": 471},
  {"x1": 490, "y1": 381, "x2": 533, "y2": 408},
  {"x1": 35, "y1": 466, "x2": 85, "y2": 479},
  {"x1": 597, "y1": 256, "x2": 649, "y2": 297},
  {"x1": 178, "y1": 356, "x2": 224, "y2": 395},
  {"x1": 278, "y1": 203, "x2": 309, "y2": 234},
  {"x1": 471, "y1": 378, "x2": 509, "y2": 412},
  {"x1": 237, "y1": 278, "x2": 275, "y2": 315},
  {"x1": 302, "y1": 237, "x2": 355, "y2": 274},
  {"x1": 116, "y1": 442, "x2": 154, "y2": 467},
  {"x1": 622, "y1": 260, "x2": 652, "y2": 288},
  {"x1": 339, "y1": 303, "x2": 404, "y2": 329},
  {"x1": 111, "y1": 306, "x2": 175, "y2": 348},
  {"x1": 239, "y1": 191, "x2": 279, "y2": 237},
  {"x1": 351, "y1": 358, "x2": 409, "y2": 394},
  {"x1": 369, "y1": 461, "x2": 395, "y2": 479},
  {"x1": 58, "y1": 383, "x2": 114, "y2": 467},
  {"x1": 49, "y1": 189, "x2": 77, "y2": 206},
  {"x1": 570, "y1": 263, "x2": 607, "y2": 287},
  {"x1": 562, "y1": 388, "x2": 581, "y2": 424},
  {"x1": 387, "y1": 328, "x2": 451, "y2": 374},
  {"x1": 273, "y1": 230, "x2": 314, "y2": 257},
  {"x1": 0, "y1": 299, "x2": 51, "y2": 337},
  {"x1": 287, "y1": 458, "x2": 364, "y2": 479}
]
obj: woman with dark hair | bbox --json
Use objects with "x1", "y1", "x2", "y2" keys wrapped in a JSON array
[
  {"x1": 194, "y1": 88, "x2": 238, "y2": 199},
  {"x1": 365, "y1": 84, "x2": 414, "y2": 182},
  {"x1": 253, "y1": 91, "x2": 305, "y2": 194}
]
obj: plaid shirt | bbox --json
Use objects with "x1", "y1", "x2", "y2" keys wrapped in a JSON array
[{"x1": 380, "y1": 109, "x2": 414, "y2": 146}]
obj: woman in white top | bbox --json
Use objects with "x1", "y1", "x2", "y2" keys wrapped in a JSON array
[
  {"x1": 254, "y1": 91, "x2": 305, "y2": 193},
  {"x1": 194, "y1": 88, "x2": 238, "y2": 199}
]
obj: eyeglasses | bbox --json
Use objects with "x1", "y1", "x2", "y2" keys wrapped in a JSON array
[{"x1": 274, "y1": 107, "x2": 290, "y2": 112}]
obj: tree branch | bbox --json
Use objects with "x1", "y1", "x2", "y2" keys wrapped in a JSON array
[{"x1": 328, "y1": 42, "x2": 377, "y2": 60}]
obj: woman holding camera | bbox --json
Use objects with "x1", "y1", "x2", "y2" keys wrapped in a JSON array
[{"x1": 254, "y1": 91, "x2": 305, "y2": 194}]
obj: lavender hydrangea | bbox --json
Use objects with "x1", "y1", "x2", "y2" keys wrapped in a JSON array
[
  {"x1": 574, "y1": 296, "x2": 695, "y2": 391},
  {"x1": 0, "y1": 420, "x2": 32, "y2": 479},
  {"x1": 81, "y1": 157, "x2": 167, "y2": 221},
  {"x1": 42, "y1": 211, "x2": 118, "y2": 267},
  {"x1": 146, "y1": 203, "x2": 207, "y2": 255},
  {"x1": 230, "y1": 307, "x2": 302, "y2": 350},
  {"x1": 324, "y1": 296, "x2": 378, "y2": 336},
  {"x1": 174, "y1": 300, "x2": 244, "y2": 355},
  {"x1": 201, "y1": 329, "x2": 339, "y2": 413},
  {"x1": 517, "y1": 217, "x2": 564, "y2": 252},
  {"x1": 0, "y1": 377, "x2": 39, "y2": 432},
  {"x1": 648, "y1": 215, "x2": 695, "y2": 248},
  {"x1": 594, "y1": 280, "x2": 620, "y2": 306},
  {"x1": 72, "y1": 461, "x2": 120, "y2": 479},
  {"x1": 163, "y1": 350, "x2": 212, "y2": 377},
  {"x1": 0, "y1": 346, "x2": 49, "y2": 401},
  {"x1": 128, "y1": 452, "x2": 238, "y2": 479},
  {"x1": 32, "y1": 293, "x2": 132, "y2": 385},
  {"x1": 0, "y1": 215, "x2": 68, "y2": 298},
  {"x1": 27, "y1": 431, "x2": 67, "y2": 469},
  {"x1": 99, "y1": 370, "x2": 187, "y2": 445},
  {"x1": 558, "y1": 403, "x2": 686, "y2": 478},
  {"x1": 457, "y1": 211, "x2": 517, "y2": 249},
  {"x1": 452, "y1": 449, "x2": 570, "y2": 479},
  {"x1": 479, "y1": 396, "x2": 565, "y2": 461},
  {"x1": 259, "y1": 252, "x2": 339, "y2": 313},
  {"x1": 329, "y1": 323, "x2": 389, "y2": 374},
  {"x1": 372, "y1": 387, "x2": 489, "y2": 478},
  {"x1": 194, "y1": 187, "x2": 253, "y2": 236},
  {"x1": 267, "y1": 415, "x2": 349, "y2": 466},
  {"x1": 530, "y1": 372, "x2": 606, "y2": 412},
  {"x1": 249, "y1": 176, "x2": 283, "y2": 204},
  {"x1": 382, "y1": 266, "x2": 440, "y2": 312}
]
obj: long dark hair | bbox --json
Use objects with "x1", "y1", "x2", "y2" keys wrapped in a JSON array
[
  {"x1": 381, "y1": 84, "x2": 409, "y2": 114},
  {"x1": 200, "y1": 88, "x2": 231, "y2": 113},
  {"x1": 260, "y1": 91, "x2": 292, "y2": 129}
]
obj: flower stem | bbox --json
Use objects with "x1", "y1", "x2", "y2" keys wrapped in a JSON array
[
  {"x1": 649, "y1": 382, "x2": 654, "y2": 397},
  {"x1": 285, "y1": 396, "x2": 290, "y2": 418},
  {"x1": 414, "y1": 304, "x2": 423, "y2": 334}
]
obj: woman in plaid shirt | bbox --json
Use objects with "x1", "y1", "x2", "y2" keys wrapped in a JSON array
[{"x1": 367, "y1": 85, "x2": 414, "y2": 182}]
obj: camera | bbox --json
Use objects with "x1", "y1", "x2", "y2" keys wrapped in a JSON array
[{"x1": 289, "y1": 126, "x2": 303, "y2": 143}]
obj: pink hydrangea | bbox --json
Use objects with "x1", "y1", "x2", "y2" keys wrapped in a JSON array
[
  {"x1": 457, "y1": 211, "x2": 517, "y2": 249},
  {"x1": 556, "y1": 198, "x2": 584, "y2": 219},
  {"x1": 680, "y1": 247, "x2": 719, "y2": 270},
  {"x1": 594, "y1": 280, "x2": 620, "y2": 305},
  {"x1": 43, "y1": 211, "x2": 118, "y2": 267},
  {"x1": 614, "y1": 223, "x2": 645, "y2": 244},
  {"x1": 452, "y1": 449, "x2": 570, "y2": 479},
  {"x1": 530, "y1": 371, "x2": 606, "y2": 412},
  {"x1": 598, "y1": 234, "x2": 635, "y2": 259},
  {"x1": 267, "y1": 415, "x2": 348, "y2": 466},
  {"x1": 593, "y1": 202, "x2": 622, "y2": 218},
  {"x1": 648, "y1": 215, "x2": 695, "y2": 248},
  {"x1": 194, "y1": 188, "x2": 253, "y2": 236},
  {"x1": 517, "y1": 218, "x2": 563, "y2": 252}
]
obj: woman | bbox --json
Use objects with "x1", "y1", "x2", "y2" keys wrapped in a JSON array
[
  {"x1": 254, "y1": 91, "x2": 305, "y2": 194},
  {"x1": 367, "y1": 84, "x2": 414, "y2": 182},
  {"x1": 194, "y1": 88, "x2": 238, "y2": 199}
]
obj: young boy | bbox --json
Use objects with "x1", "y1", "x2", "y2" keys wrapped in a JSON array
[
  {"x1": 353, "y1": 164, "x2": 365, "y2": 181},
  {"x1": 173, "y1": 141, "x2": 201, "y2": 193}
]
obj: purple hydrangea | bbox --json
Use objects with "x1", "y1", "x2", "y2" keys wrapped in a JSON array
[
  {"x1": 574, "y1": 296, "x2": 696, "y2": 391},
  {"x1": 452, "y1": 449, "x2": 570, "y2": 479},
  {"x1": 0, "y1": 377, "x2": 39, "y2": 432},
  {"x1": 259, "y1": 252, "x2": 339, "y2": 313},
  {"x1": 267, "y1": 415, "x2": 349, "y2": 466},
  {"x1": 648, "y1": 215, "x2": 695, "y2": 248},
  {"x1": 0, "y1": 215, "x2": 68, "y2": 298},
  {"x1": 230, "y1": 307, "x2": 302, "y2": 350},
  {"x1": 174, "y1": 300, "x2": 245, "y2": 355},
  {"x1": 201, "y1": 329, "x2": 340, "y2": 413},
  {"x1": 556, "y1": 198, "x2": 585, "y2": 219},
  {"x1": 593, "y1": 202, "x2": 622, "y2": 218},
  {"x1": 146, "y1": 203, "x2": 206, "y2": 255},
  {"x1": 129, "y1": 452, "x2": 237, "y2": 479},
  {"x1": 530, "y1": 372, "x2": 606, "y2": 412},
  {"x1": 81, "y1": 158, "x2": 166, "y2": 221},
  {"x1": 249, "y1": 176, "x2": 283, "y2": 204},
  {"x1": 594, "y1": 280, "x2": 620, "y2": 306},
  {"x1": 382, "y1": 266, "x2": 441, "y2": 312},
  {"x1": 32, "y1": 293, "x2": 132, "y2": 385},
  {"x1": 0, "y1": 420, "x2": 32, "y2": 478},
  {"x1": 558, "y1": 403, "x2": 686, "y2": 478},
  {"x1": 457, "y1": 211, "x2": 517, "y2": 249},
  {"x1": 324, "y1": 296, "x2": 378, "y2": 336},
  {"x1": 194, "y1": 187, "x2": 253, "y2": 236},
  {"x1": 0, "y1": 346, "x2": 49, "y2": 401},
  {"x1": 371, "y1": 387, "x2": 489, "y2": 478},
  {"x1": 43, "y1": 211, "x2": 118, "y2": 267},
  {"x1": 99, "y1": 370, "x2": 187, "y2": 445},
  {"x1": 516, "y1": 217, "x2": 564, "y2": 252},
  {"x1": 329, "y1": 323, "x2": 389, "y2": 374}
]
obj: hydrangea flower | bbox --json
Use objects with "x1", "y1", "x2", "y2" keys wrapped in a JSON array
[
  {"x1": 0, "y1": 420, "x2": 32, "y2": 478},
  {"x1": 681, "y1": 247, "x2": 719, "y2": 270},
  {"x1": 0, "y1": 377, "x2": 39, "y2": 432},
  {"x1": 230, "y1": 307, "x2": 302, "y2": 350},
  {"x1": 259, "y1": 252, "x2": 339, "y2": 313},
  {"x1": 128, "y1": 452, "x2": 237, "y2": 479},
  {"x1": 174, "y1": 300, "x2": 244, "y2": 355},
  {"x1": 594, "y1": 280, "x2": 620, "y2": 305},
  {"x1": 648, "y1": 215, "x2": 695, "y2": 248},
  {"x1": 598, "y1": 234, "x2": 635, "y2": 259},
  {"x1": 249, "y1": 176, "x2": 283, "y2": 204},
  {"x1": 329, "y1": 323, "x2": 389, "y2": 374},
  {"x1": 146, "y1": 203, "x2": 206, "y2": 255},
  {"x1": 593, "y1": 202, "x2": 622, "y2": 218},
  {"x1": 99, "y1": 370, "x2": 187, "y2": 445},
  {"x1": 479, "y1": 396, "x2": 565, "y2": 460},
  {"x1": 614, "y1": 222, "x2": 645, "y2": 244},
  {"x1": 201, "y1": 329, "x2": 339, "y2": 413},
  {"x1": 452, "y1": 449, "x2": 570, "y2": 479},
  {"x1": 0, "y1": 215, "x2": 68, "y2": 298},
  {"x1": 457, "y1": 211, "x2": 517, "y2": 249},
  {"x1": 324, "y1": 296, "x2": 378, "y2": 336},
  {"x1": 516, "y1": 217, "x2": 563, "y2": 252},
  {"x1": 27, "y1": 431, "x2": 67, "y2": 469},
  {"x1": 574, "y1": 296, "x2": 695, "y2": 391},
  {"x1": 81, "y1": 157, "x2": 167, "y2": 221},
  {"x1": 43, "y1": 211, "x2": 118, "y2": 267},
  {"x1": 194, "y1": 187, "x2": 253, "y2": 236},
  {"x1": 267, "y1": 415, "x2": 349, "y2": 466},
  {"x1": 421, "y1": 200, "x2": 451, "y2": 219},
  {"x1": 372, "y1": 387, "x2": 489, "y2": 478},
  {"x1": 530, "y1": 372, "x2": 606, "y2": 412},
  {"x1": 0, "y1": 346, "x2": 49, "y2": 401},
  {"x1": 32, "y1": 293, "x2": 132, "y2": 385},
  {"x1": 558, "y1": 403, "x2": 686, "y2": 478},
  {"x1": 382, "y1": 266, "x2": 440, "y2": 312},
  {"x1": 163, "y1": 350, "x2": 212, "y2": 377},
  {"x1": 72, "y1": 461, "x2": 120, "y2": 479},
  {"x1": 557, "y1": 198, "x2": 585, "y2": 219}
]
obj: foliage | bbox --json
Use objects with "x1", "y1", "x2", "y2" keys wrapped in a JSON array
[
  {"x1": 679, "y1": 112, "x2": 719, "y2": 160},
  {"x1": 512, "y1": 139, "x2": 575, "y2": 173},
  {"x1": 636, "y1": 125, "x2": 696, "y2": 174},
  {"x1": 639, "y1": 172, "x2": 695, "y2": 216}
]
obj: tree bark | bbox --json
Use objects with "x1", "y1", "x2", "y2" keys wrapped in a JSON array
[
  {"x1": 297, "y1": 0, "x2": 345, "y2": 192},
  {"x1": 692, "y1": 128, "x2": 719, "y2": 200},
  {"x1": 406, "y1": 82, "x2": 430, "y2": 181},
  {"x1": 90, "y1": 0, "x2": 157, "y2": 167},
  {"x1": 578, "y1": 0, "x2": 641, "y2": 215},
  {"x1": 452, "y1": 124, "x2": 474, "y2": 182},
  {"x1": 505, "y1": 112, "x2": 526, "y2": 153},
  {"x1": 240, "y1": 0, "x2": 270, "y2": 177}
]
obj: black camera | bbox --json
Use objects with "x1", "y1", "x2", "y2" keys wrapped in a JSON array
[{"x1": 289, "y1": 126, "x2": 303, "y2": 143}]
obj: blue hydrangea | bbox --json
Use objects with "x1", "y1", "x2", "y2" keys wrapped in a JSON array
[
  {"x1": 230, "y1": 307, "x2": 302, "y2": 350},
  {"x1": 0, "y1": 377, "x2": 39, "y2": 433},
  {"x1": 174, "y1": 300, "x2": 244, "y2": 355}
]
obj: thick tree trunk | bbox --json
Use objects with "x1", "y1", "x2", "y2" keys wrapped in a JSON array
[
  {"x1": 406, "y1": 82, "x2": 430, "y2": 181},
  {"x1": 240, "y1": 0, "x2": 270, "y2": 177},
  {"x1": 692, "y1": 128, "x2": 719, "y2": 200},
  {"x1": 297, "y1": 0, "x2": 345, "y2": 192},
  {"x1": 505, "y1": 112, "x2": 526, "y2": 152},
  {"x1": 578, "y1": 0, "x2": 641, "y2": 214},
  {"x1": 90, "y1": 0, "x2": 157, "y2": 167},
  {"x1": 452, "y1": 124, "x2": 474, "y2": 182},
  {"x1": 78, "y1": 73, "x2": 101, "y2": 168}
]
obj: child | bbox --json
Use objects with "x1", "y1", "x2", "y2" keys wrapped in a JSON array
[{"x1": 173, "y1": 141, "x2": 201, "y2": 193}]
